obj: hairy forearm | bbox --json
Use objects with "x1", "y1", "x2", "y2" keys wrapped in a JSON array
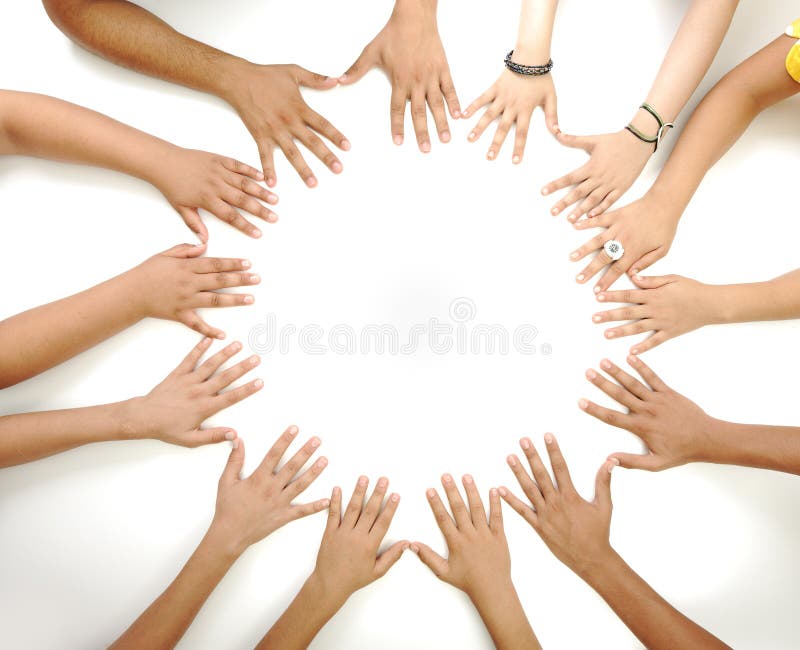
[
  {"x1": 0, "y1": 401, "x2": 140, "y2": 467},
  {"x1": 257, "y1": 573, "x2": 346, "y2": 650},
  {"x1": 583, "y1": 550, "x2": 730, "y2": 649},
  {"x1": 0, "y1": 90, "x2": 179, "y2": 185},
  {"x1": 43, "y1": 0, "x2": 245, "y2": 99},
  {"x1": 111, "y1": 527, "x2": 239, "y2": 650},
  {"x1": 699, "y1": 419, "x2": 800, "y2": 475},
  {"x1": 470, "y1": 580, "x2": 541, "y2": 650},
  {"x1": 0, "y1": 269, "x2": 143, "y2": 388},
  {"x1": 515, "y1": 0, "x2": 558, "y2": 62}
]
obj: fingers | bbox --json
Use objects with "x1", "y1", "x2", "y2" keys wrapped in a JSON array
[
  {"x1": 461, "y1": 474, "x2": 488, "y2": 528},
  {"x1": 411, "y1": 541, "x2": 449, "y2": 580},
  {"x1": 553, "y1": 180, "x2": 595, "y2": 220},
  {"x1": 593, "y1": 459, "x2": 617, "y2": 508},
  {"x1": 410, "y1": 89, "x2": 431, "y2": 153},
  {"x1": 195, "y1": 340, "x2": 242, "y2": 381},
  {"x1": 585, "y1": 367, "x2": 640, "y2": 411},
  {"x1": 343, "y1": 475, "x2": 369, "y2": 528},
  {"x1": 212, "y1": 377, "x2": 263, "y2": 410},
  {"x1": 440, "y1": 473, "x2": 470, "y2": 529},
  {"x1": 306, "y1": 109, "x2": 351, "y2": 151},
  {"x1": 603, "y1": 318, "x2": 655, "y2": 342},
  {"x1": 578, "y1": 397, "x2": 634, "y2": 431},
  {"x1": 426, "y1": 487, "x2": 457, "y2": 539},
  {"x1": 221, "y1": 187, "x2": 277, "y2": 226},
  {"x1": 628, "y1": 354, "x2": 669, "y2": 391},
  {"x1": 543, "y1": 434, "x2": 575, "y2": 494},
  {"x1": 277, "y1": 136, "x2": 317, "y2": 188},
  {"x1": 255, "y1": 425, "x2": 299, "y2": 476},
  {"x1": 172, "y1": 336, "x2": 213, "y2": 375},
  {"x1": 284, "y1": 455, "x2": 328, "y2": 501},
  {"x1": 374, "y1": 540, "x2": 408, "y2": 578},
  {"x1": 325, "y1": 486, "x2": 342, "y2": 533},
  {"x1": 512, "y1": 112, "x2": 531, "y2": 164},
  {"x1": 555, "y1": 131, "x2": 592, "y2": 152},
  {"x1": 628, "y1": 247, "x2": 667, "y2": 276},
  {"x1": 176, "y1": 206, "x2": 208, "y2": 243},
  {"x1": 163, "y1": 242, "x2": 206, "y2": 259},
  {"x1": 572, "y1": 187, "x2": 609, "y2": 222},
  {"x1": 194, "y1": 292, "x2": 254, "y2": 309},
  {"x1": 390, "y1": 85, "x2": 407, "y2": 145},
  {"x1": 570, "y1": 231, "x2": 607, "y2": 263},
  {"x1": 181, "y1": 426, "x2": 236, "y2": 448},
  {"x1": 598, "y1": 358, "x2": 651, "y2": 400},
  {"x1": 544, "y1": 91, "x2": 559, "y2": 135},
  {"x1": 194, "y1": 257, "x2": 252, "y2": 275},
  {"x1": 587, "y1": 190, "x2": 621, "y2": 218},
  {"x1": 594, "y1": 261, "x2": 631, "y2": 294},
  {"x1": 592, "y1": 305, "x2": 647, "y2": 326},
  {"x1": 220, "y1": 157, "x2": 264, "y2": 182},
  {"x1": 488, "y1": 487, "x2": 503, "y2": 533},
  {"x1": 289, "y1": 497, "x2": 332, "y2": 522},
  {"x1": 207, "y1": 353, "x2": 260, "y2": 393},
  {"x1": 462, "y1": 88, "x2": 494, "y2": 121},
  {"x1": 487, "y1": 116, "x2": 514, "y2": 161},
  {"x1": 219, "y1": 437, "x2": 245, "y2": 486},
  {"x1": 179, "y1": 311, "x2": 223, "y2": 340},
  {"x1": 468, "y1": 104, "x2": 500, "y2": 143},
  {"x1": 294, "y1": 128, "x2": 343, "y2": 175},
  {"x1": 275, "y1": 436, "x2": 321, "y2": 484},
  {"x1": 595, "y1": 287, "x2": 646, "y2": 305},
  {"x1": 541, "y1": 166, "x2": 585, "y2": 198},
  {"x1": 575, "y1": 248, "x2": 612, "y2": 285},
  {"x1": 208, "y1": 199, "x2": 262, "y2": 239},
  {"x1": 294, "y1": 65, "x2": 338, "y2": 91},
  {"x1": 609, "y1": 452, "x2": 663, "y2": 471},
  {"x1": 339, "y1": 45, "x2": 377, "y2": 84},
  {"x1": 356, "y1": 477, "x2": 389, "y2": 532},
  {"x1": 370, "y1": 492, "x2": 401, "y2": 539},
  {"x1": 257, "y1": 141, "x2": 277, "y2": 188},
  {"x1": 507, "y1": 452, "x2": 545, "y2": 510},
  {"x1": 196, "y1": 270, "x2": 260, "y2": 292},
  {"x1": 440, "y1": 69, "x2": 461, "y2": 119},
  {"x1": 498, "y1": 486, "x2": 537, "y2": 526},
  {"x1": 426, "y1": 85, "x2": 450, "y2": 143},
  {"x1": 630, "y1": 330, "x2": 670, "y2": 355}
]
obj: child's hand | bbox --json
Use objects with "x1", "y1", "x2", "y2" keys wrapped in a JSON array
[
  {"x1": 412, "y1": 474, "x2": 511, "y2": 600},
  {"x1": 208, "y1": 426, "x2": 330, "y2": 557},
  {"x1": 463, "y1": 69, "x2": 558, "y2": 164},
  {"x1": 124, "y1": 337, "x2": 262, "y2": 446},
  {"x1": 501, "y1": 435, "x2": 617, "y2": 578},
  {"x1": 580, "y1": 355, "x2": 715, "y2": 470},
  {"x1": 570, "y1": 194, "x2": 680, "y2": 293},
  {"x1": 154, "y1": 148, "x2": 279, "y2": 241},
  {"x1": 542, "y1": 129, "x2": 652, "y2": 220},
  {"x1": 311, "y1": 477, "x2": 407, "y2": 603},
  {"x1": 594, "y1": 275, "x2": 716, "y2": 353},
  {"x1": 127, "y1": 243, "x2": 260, "y2": 340}
]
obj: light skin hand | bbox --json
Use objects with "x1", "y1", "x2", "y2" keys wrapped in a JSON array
[
  {"x1": 152, "y1": 148, "x2": 278, "y2": 241},
  {"x1": 579, "y1": 355, "x2": 714, "y2": 470},
  {"x1": 124, "y1": 337, "x2": 263, "y2": 447},
  {"x1": 569, "y1": 192, "x2": 681, "y2": 293},
  {"x1": 339, "y1": 0, "x2": 460, "y2": 151},
  {"x1": 593, "y1": 275, "x2": 717, "y2": 353},
  {"x1": 543, "y1": 129, "x2": 652, "y2": 220},
  {"x1": 126, "y1": 243, "x2": 260, "y2": 339},
  {"x1": 464, "y1": 69, "x2": 557, "y2": 163},
  {"x1": 225, "y1": 63, "x2": 350, "y2": 188}
]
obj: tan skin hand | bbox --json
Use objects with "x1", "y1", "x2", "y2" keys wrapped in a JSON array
[
  {"x1": 210, "y1": 427, "x2": 330, "y2": 556},
  {"x1": 154, "y1": 148, "x2": 279, "y2": 241},
  {"x1": 227, "y1": 63, "x2": 350, "y2": 188},
  {"x1": 594, "y1": 275, "x2": 715, "y2": 353},
  {"x1": 412, "y1": 474, "x2": 510, "y2": 598},
  {"x1": 580, "y1": 355, "x2": 716, "y2": 471},
  {"x1": 339, "y1": 2, "x2": 460, "y2": 151},
  {"x1": 500, "y1": 435, "x2": 616, "y2": 578},
  {"x1": 543, "y1": 129, "x2": 652, "y2": 221},
  {"x1": 313, "y1": 477, "x2": 407, "y2": 601},
  {"x1": 463, "y1": 69, "x2": 558, "y2": 163},
  {"x1": 570, "y1": 194, "x2": 680, "y2": 293},
  {"x1": 124, "y1": 337, "x2": 263, "y2": 447},
  {"x1": 126, "y1": 243, "x2": 260, "y2": 340}
]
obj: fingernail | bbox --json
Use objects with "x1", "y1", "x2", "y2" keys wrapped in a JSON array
[
  {"x1": 421, "y1": 141, "x2": 431, "y2": 153},
  {"x1": 243, "y1": 295, "x2": 254, "y2": 304},
  {"x1": 331, "y1": 161, "x2": 343, "y2": 173},
  {"x1": 267, "y1": 194, "x2": 279, "y2": 204},
  {"x1": 631, "y1": 348, "x2": 639, "y2": 355},
  {"x1": 426, "y1": 488, "x2": 436, "y2": 498},
  {"x1": 468, "y1": 132, "x2": 476, "y2": 141},
  {"x1": 224, "y1": 431, "x2": 235, "y2": 441},
  {"x1": 552, "y1": 124, "x2": 560, "y2": 133},
  {"x1": 507, "y1": 455, "x2": 517, "y2": 467},
  {"x1": 592, "y1": 314, "x2": 602, "y2": 323},
  {"x1": 578, "y1": 399, "x2": 588, "y2": 409},
  {"x1": 634, "y1": 275, "x2": 643, "y2": 282},
  {"x1": 393, "y1": 135, "x2": 403, "y2": 145},
  {"x1": 378, "y1": 477, "x2": 388, "y2": 488},
  {"x1": 576, "y1": 274, "x2": 585, "y2": 282},
  {"x1": 551, "y1": 207, "x2": 560, "y2": 215},
  {"x1": 341, "y1": 139, "x2": 351, "y2": 151},
  {"x1": 541, "y1": 187, "x2": 549, "y2": 195},
  {"x1": 597, "y1": 293, "x2": 606, "y2": 302},
  {"x1": 216, "y1": 332, "x2": 226, "y2": 340},
  {"x1": 628, "y1": 354, "x2": 639, "y2": 363},
  {"x1": 487, "y1": 150, "x2": 496, "y2": 160},
  {"x1": 317, "y1": 457, "x2": 328, "y2": 467},
  {"x1": 231, "y1": 341, "x2": 242, "y2": 352},
  {"x1": 410, "y1": 543, "x2": 420, "y2": 553},
  {"x1": 310, "y1": 437, "x2": 320, "y2": 448},
  {"x1": 520, "y1": 437, "x2": 530, "y2": 450},
  {"x1": 605, "y1": 331, "x2": 615, "y2": 339},
  {"x1": 358, "y1": 476, "x2": 368, "y2": 486},
  {"x1": 586, "y1": 369, "x2": 597, "y2": 379},
  {"x1": 241, "y1": 259, "x2": 251, "y2": 268},
  {"x1": 442, "y1": 473, "x2": 453, "y2": 485},
  {"x1": 512, "y1": 155, "x2": 521, "y2": 164},
  {"x1": 391, "y1": 493, "x2": 400, "y2": 502},
  {"x1": 631, "y1": 269, "x2": 639, "y2": 275},
  {"x1": 601, "y1": 359, "x2": 612, "y2": 370},
  {"x1": 253, "y1": 379, "x2": 264, "y2": 389},
  {"x1": 252, "y1": 229, "x2": 262, "y2": 238},
  {"x1": 250, "y1": 274, "x2": 260, "y2": 284},
  {"x1": 288, "y1": 425, "x2": 299, "y2": 435},
  {"x1": 249, "y1": 355, "x2": 259, "y2": 365},
  {"x1": 544, "y1": 433, "x2": 554, "y2": 444},
  {"x1": 498, "y1": 487, "x2": 508, "y2": 496},
  {"x1": 463, "y1": 474, "x2": 474, "y2": 484},
  {"x1": 232, "y1": 439, "x2": 240, "y2": 449},
  {"x1": 593, "y1": 286, "x2": 601, "y2": 294},
  {"x1": 441, "y1": 130, "x2": 451, "y2": 143},
  {"x1": 306, "y1": 177, "x2": 317, "y2": 188},
  {"x1": 570, "y1": 252, "x2": 580, "y2": 260},
  {"x1": 453, "y1": 109, "x2": 461, "y2": 118}
]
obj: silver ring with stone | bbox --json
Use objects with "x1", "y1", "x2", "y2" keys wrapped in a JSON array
[{"x1": 604, "y1": 239, "x2": 624, "y2": 261}]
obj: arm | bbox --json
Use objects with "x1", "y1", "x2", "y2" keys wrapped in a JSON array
[
  {"x1": 0, "y1": 337, "x2": 261, "y2": 467},
  {"x1": 413, "y1": 474, "x2": 540, "y2": 650},
  {"x1": 581, "y1": 355, "x2": 800, "y2": 475},
  {"x1": 259, "y1": 477, "x2": 407, "y2": 649},
  {"x1": 500, "y1": 434, "x2": 729, "y2": 649},
  {"x1": 0, "y1": 243, "x2": 258, "y2": 388},
  {"x1": 567, "y1": 33, "x2": 800, "y2": 293},
  {"x1": 339, "y1": 0, "x2": 460, "y2": 151},
  {"x1": 543, "y1": 0, "x2": 739, "y2": 221},
  {"x1": 43, "y1": 0, "x2": 348, "y2": 186},
  {"x1": 591, "y1": 269, "x2": 800, "y2": 354},
  {"x1": 0, "y1": 90, "x2": 277, "y2": 239},
  {"x1": 463, "y1": 0, "x2": 559, "y2": 163},
  {"x1": 112, "y1": 427, "x2": 330, "y2": 649}
]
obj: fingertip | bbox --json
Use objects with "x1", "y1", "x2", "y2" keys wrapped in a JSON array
[
  {"x1": 578, "y1": 398, "x2": 589, "y2": 410},
  {"x1": 393, "y1": 134, "x2": 403, "y2": 145}
]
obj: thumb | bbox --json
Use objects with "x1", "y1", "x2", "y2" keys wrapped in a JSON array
[
  {"x1": 544, "y1": 92, "x2": 559, "y2": 135},
  {"x1": 609, "y1": 452, "x2": 662, "y2": 472},
  {"x1": 163, "y1": 242, "x2": 206, "y2": 258},
  {"x1": 375, "y1": 541, "x2": 409, "y2": 578},
  {"x1": 631, "y1": 274, "x2": 673, "y2": 290},
  {"x1": 410, "y1": 542, "x2": 449, "y2": 581},
  {"x1": 556, "y1": 131, "x2": 592, "y2": 152},
  {"x1": 176, "y1": 206, "x2": 208, "y2": 244},
  {"x1": 220, "y1": 438, "x2": 245, "y2": 485},
  {"x1": 594, "y1": 458, "x2": 617, "y2": 508},
  {"x1": 339, "y1": 45, "x2": 377, "y2": 84},
  {"x1": 294, "y1": 65, "x2": 338, "y2": 90}
]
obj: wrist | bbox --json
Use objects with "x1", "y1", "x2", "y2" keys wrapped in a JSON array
[
  {"x1": 692, "y1": 417, "x2": 730, "y2": 464},
  {"x1": 576, "y1": 545, "x2": 624, "y2": 586},
  {"x1": 467, "y1": 574, "x2": 517, "y2": 612},
  {"x1": 203, "y1": 522, "x2": 247, "y2": 563},
  {"x1": 216, "y1": 57, "x2": 259, "y2": 107},
  {"x1": 512, "y1": 44, "x2": 551, "y2": 65},
  {"x1": 392, "y1": 0, "x2": 437, "y2": 22},
  {"x1": 643, "y1": 184, "x2": 687, "y2": 225},
  {"x1": 115, "y1": 398, "x2": 149, "y2": 441},
  {"x1": 305, "y1": 571, "x2": 350, "y2": 613}
]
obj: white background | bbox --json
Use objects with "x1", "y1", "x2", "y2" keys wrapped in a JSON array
[{"x1": 1, "y1": 1, "x2": 799, "y2": 648}]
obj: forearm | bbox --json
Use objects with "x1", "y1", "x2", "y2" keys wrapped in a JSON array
[
  {"x1": 470, "y1": 580, "x2": 541, "y2": 650},
  {"x1": 43, "y1": 0, "x2": 245, "y2": 99},
  {"x1": 704, "y1": 270, "x2": 800, "y2": 325},
  {"x1": 0, "y1": 91, "x2": 180, "y2": 186},
  {"x1": 257, "y1": 573, "x2": 346, "y2": 650},
  {"x1": 582, "y1": 550, "x2": 730, "y2": 649},
  {"x1": 515, "y1": 0, "x2": 558, "y2": 62},
  {"x1": 699, "y1": 419, "x2": 800, "y2": 475},
  {"x1": 111, "y1": 526, "x2": 239, "y2": 650},
  {"x1": 0, "y1": 269, "x2": 144, "y2": 388},
  {"x1": 0, "y1": 401, "x2": 140, "y2": 467}
]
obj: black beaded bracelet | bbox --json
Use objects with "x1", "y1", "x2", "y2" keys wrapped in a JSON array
[{"x1": 504, "y1": 50, "x2": 553, "y2": 76}]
